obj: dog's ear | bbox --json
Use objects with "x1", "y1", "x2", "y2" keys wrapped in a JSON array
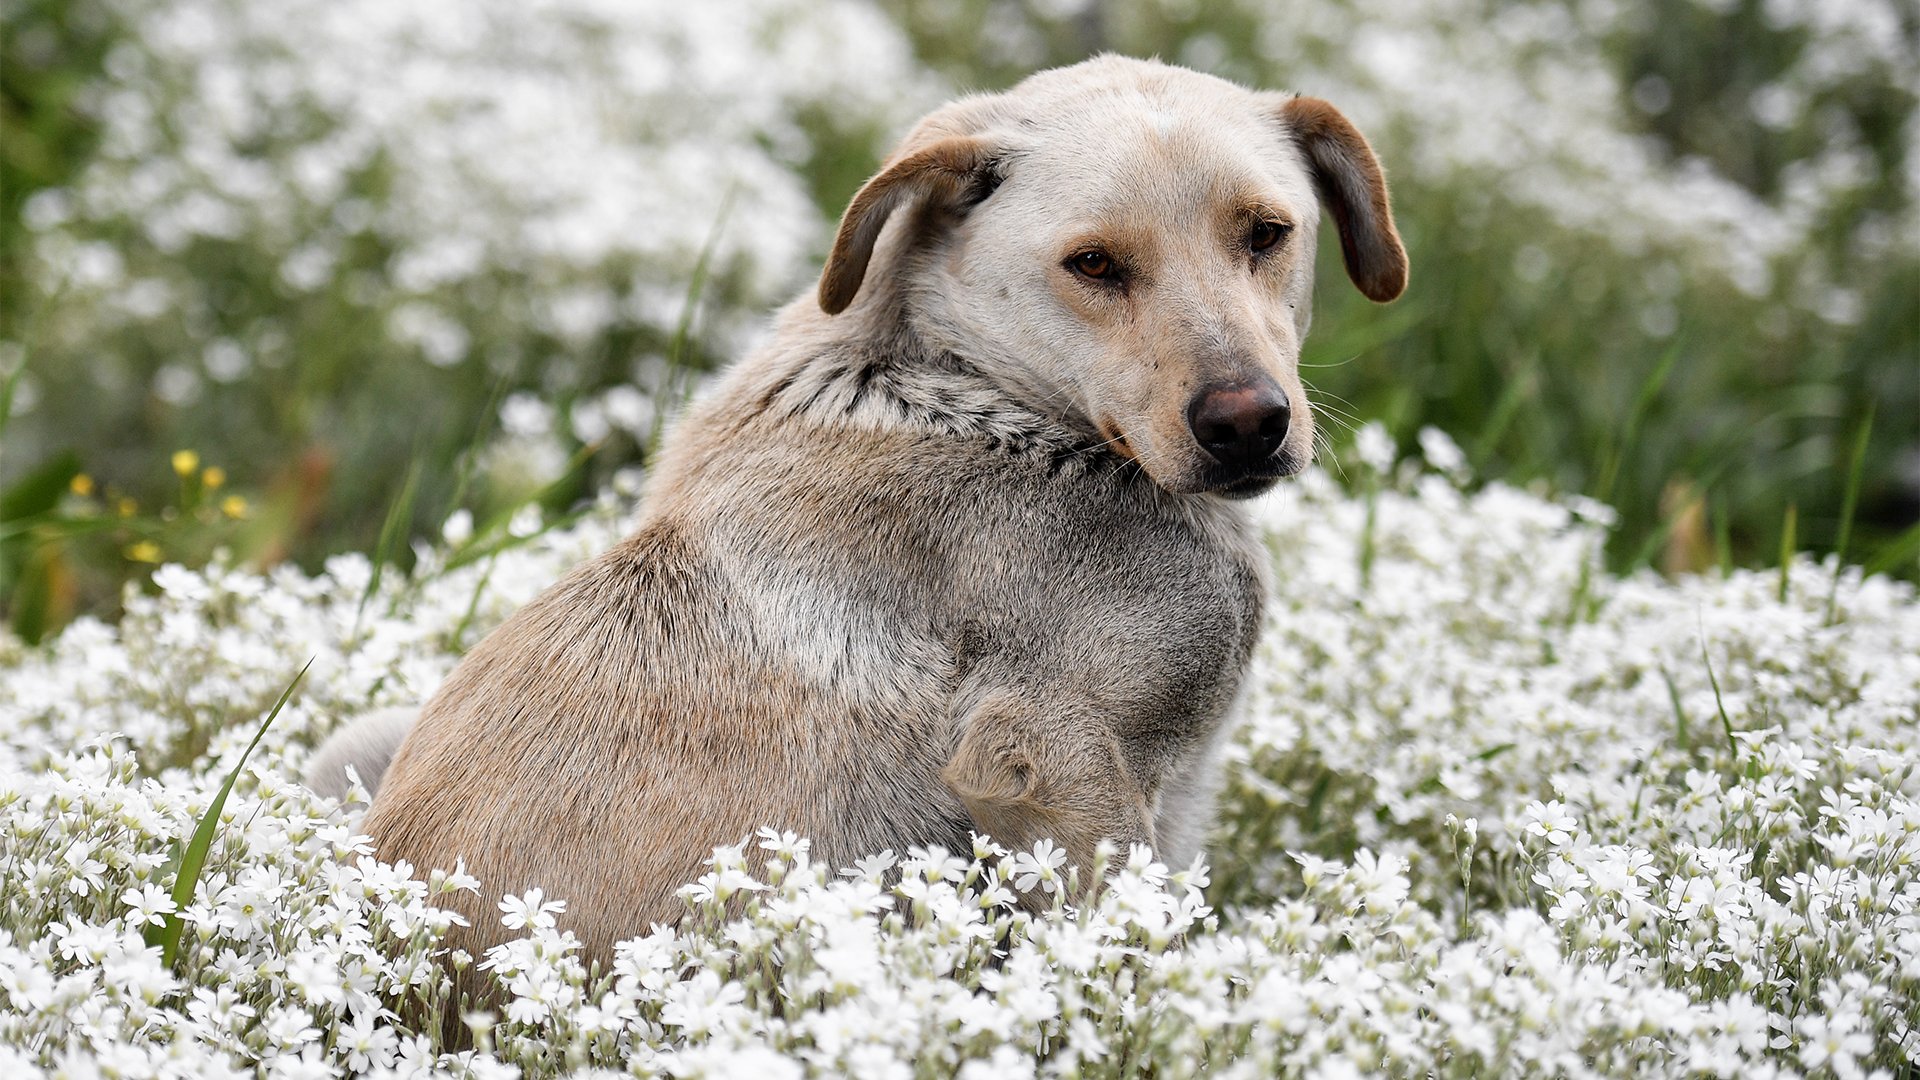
[
  {"x1": 1276, "y1": 96, "x2": 1408, "y2": 303},
  {"x1": 819, "y1": 135, "x2": 999, "y2": 316}
]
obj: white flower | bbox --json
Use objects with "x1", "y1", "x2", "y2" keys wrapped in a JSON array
[
  {"x1": 118, "y1": 883, "x2": 176, "y2": 929},
  {"x1": 500, "y1": 394, "x2": 554, "y2": 439},
  {"x1": 1522, "y1": 801, "x2": 1581, "y2": 847},
  {"x1": 1353, "y1": 422, "x2": 1396, "y2": 473},
  {"x1": 1011, "y1": 839, "x2": 1068, "y2": 895},
  {"x1": 1417, "y1": 427, "x2": 1468, "y2": 477},
  {"x1": 499, "y1": 888, "x2": 567, "y2": 932},
  {"x1": 1795, "y1": 1010, "x2": 1873, "y2": 1076},
  {"x1": 659, "y1": 970, "x2": 747, "y2": 1039},
  {"x1": 441, "y1": 509, "x2": 474, "y2": 546},
  {"x1": 285, "y1": 949, "x2": 344, "y2": 1008},
  {"x1": 261, "y1": 1004, "x2": 320, "y2": 1049},
  {"x1": 840, "y1": 850, "x2": 898, "y2": 881},
  {"x1": 338, "y1": 1009, "x2": 398, "y2": 1072}
]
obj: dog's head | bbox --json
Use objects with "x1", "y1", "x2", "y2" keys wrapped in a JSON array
[{"x1": 818, "y1": 56, "x2": 1406, "y2": 498}]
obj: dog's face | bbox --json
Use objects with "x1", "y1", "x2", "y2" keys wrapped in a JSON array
[{"x1": 819, "y1": 57, "x2": 1406, "y2": 498}]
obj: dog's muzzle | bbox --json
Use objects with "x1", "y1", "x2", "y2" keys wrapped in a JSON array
[{"x1": 1187, "y1": 380, "x2": 1297, "y2": 496}]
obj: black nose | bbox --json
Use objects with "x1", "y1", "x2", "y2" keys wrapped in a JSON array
[{"x1": 1186, "y1": 382, "x2": 1291, "y2": 468}]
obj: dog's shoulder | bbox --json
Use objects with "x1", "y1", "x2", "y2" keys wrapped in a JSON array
[{"x1": 646, "y1": 327, "x2": 1266, "y2": 645}]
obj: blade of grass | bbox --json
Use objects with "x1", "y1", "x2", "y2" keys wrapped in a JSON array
[
  {"x1": 1298, "y1": 293, "x2": 1428, "y2": 371},
  {"x1": 1825, "y1": 407, "x2": 1873, "y2": 624},
  {"x1": 449, "y1": 554, "x2": 499, "y2": 652},
  {"x1": 357, "y1": 460, "x2": 422, "y2": 626},
  {"x1": 1711, "y1": 493, "x2": 1732, "y2": 579},
  {"x1": 1862, "y1": 522, "x2": 1920, "y2": 580},
  {"x1": 0, "y1": 356, "x2": 26, "y2": 455},
  {"x1": 1596, "y1": 336, "x2": 1684, "y2": 507},
  {"x1": 1777, "y1": 503, "x2": 1796, "y2": 604},
  {"x1": 145, "y1": 658, "x2": 312, "y2": 966},
  {"x1": 442, "y1": 371, "x2": 517, "y2": 534},
  {"x1": 443, "y1": 439, "x2": 601, "y2": 573},
  {"x1": 1698, "y1": 630, "x2": 1738, "y2": 761},
  {"x1": 1470, "y1": 354, "x2": 1536, "y2": 473},
  {"x1": 1659, "y1": 665, "x2": 1691, "y2": 753},
  {"x1": 1357, "y1": 484, "x2": 1379, "y2": 591},
  {"x1": 647, "y1": 184, "x2": 739, "y2": 458},
  {"x1": 1565, "y1": 549, "x2": 1597, "y2": 626}
]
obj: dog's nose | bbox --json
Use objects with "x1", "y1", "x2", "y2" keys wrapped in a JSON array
[{"x1": 1186, "y1": 382, "x2": 1291, "y2": 468}]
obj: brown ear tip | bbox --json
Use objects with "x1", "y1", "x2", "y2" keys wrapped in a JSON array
[{"x1": 1365, "y1": 265, "x2": 1409, "y2": 303}]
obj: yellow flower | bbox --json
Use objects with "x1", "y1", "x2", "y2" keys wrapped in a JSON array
[
  {"x1": 116, "y1": 497, "x2": 138, "y2": 518},
  {"x1": 69, "y1": 474, "x2": 95, "y2": 497},
  {"x1": 202, "y1": 466, "x2": 226, "y2": 490},
  {"x1": 171, "y1": 450, "x2": 199, "y2": 477},
  {"x1": 220, "y1": 495, "x2": 249, "y2": 519},
  {"x1": 125, "y1": 541, "x2": 162, "y2": 563}
]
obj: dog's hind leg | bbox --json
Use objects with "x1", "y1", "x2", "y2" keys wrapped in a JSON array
[{"x1": 303, "y1": 707, "x2": 417, "y2": 802}]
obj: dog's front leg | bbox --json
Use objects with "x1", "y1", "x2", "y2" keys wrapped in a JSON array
[{"x1": 939, "y1": 689, "x2": 1156, "y2": 900}]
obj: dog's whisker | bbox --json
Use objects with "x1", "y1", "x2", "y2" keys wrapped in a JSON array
[
  {"x1": 1301, "y1": 382, "x2": 1366, "y2": 418},
  {"x1": 1068, "y1": 431, "x2": 1131, "y2": 458},
  {"x1": 1302, "y1": 392, "x2": 1364, "y2": 428},
  {"x1": 1313, "y1": 429, "x2": 1349, "y2": 482},
  {"x1": 1298, "y1": 353, "x2": 1362, "y2": 369},
  {"x1": 1308, "y1": 407, "x2": 1361, "y2": 438},
  {"x1": 1310, "y1": 404, "x2": 1360, "y2": 431}
]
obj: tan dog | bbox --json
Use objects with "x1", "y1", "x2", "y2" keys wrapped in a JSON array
[{"x1": 313, "y1": 55, "x2": 1405, "y2": 967}]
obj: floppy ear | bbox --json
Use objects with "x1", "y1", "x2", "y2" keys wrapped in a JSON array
[
  {"x1": 1277, "y1": 96, "x2": 1408, "y2": 303},
  {"x1": 818, "y1": 136, "x2": 998, "y2": 315}
]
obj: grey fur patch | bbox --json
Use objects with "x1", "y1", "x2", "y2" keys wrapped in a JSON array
[{"x1": 304, "y1": 707, "x2": 418, "y2": 801}]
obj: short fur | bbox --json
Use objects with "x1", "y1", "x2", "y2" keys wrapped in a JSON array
[{"x1": 335, "y1": 55, "x2": 1405, "y2": 969}]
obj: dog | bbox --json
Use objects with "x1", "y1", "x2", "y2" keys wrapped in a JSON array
[{"x1": 310, "y1": 55, "x2": 1406, "y2": 967}]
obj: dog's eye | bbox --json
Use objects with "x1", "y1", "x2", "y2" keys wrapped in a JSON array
[
  {"x1": 1070, "y1": 250, "x2": 1116, "y2": 280},
  {"x1": 1250, "y1": 221, "x2": 1290, "y2": 253}
]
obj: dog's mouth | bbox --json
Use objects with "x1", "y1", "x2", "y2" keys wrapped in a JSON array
[
  {"x1": 1215, "y1": 474, "x2": 1281, "y2": 499},
  {"x1": 1202, "y1": 449, "x2": 1309, "y2": 499},
  {"x1": 1093, "y1": 416, "x2": 1306, "y2": 498}
]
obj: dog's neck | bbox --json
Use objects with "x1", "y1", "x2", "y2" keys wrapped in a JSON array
[{"x1": 736, "y1": 303, "x2": 1116, "y2": 463}]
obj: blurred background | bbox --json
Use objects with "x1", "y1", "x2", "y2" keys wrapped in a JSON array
[{"x1": 2, "y1": 0, "x2": 1915, "y2": 642}]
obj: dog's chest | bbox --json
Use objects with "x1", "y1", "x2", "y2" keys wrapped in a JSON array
[{"x1": 707, "y1": 445, "x2": 1265, "y2": 739}]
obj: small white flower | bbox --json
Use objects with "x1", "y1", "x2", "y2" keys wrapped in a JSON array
[
  {"x1": 1011, "y1": 839, "x2": 1067, "y2": 895},
  {"x1": 498, "y1": 888, "x2": 567, "y2": 932},
  {"x1": 119, "y1": 884, "x2": 176, "y2": 929},
  {"x1": 840, "y1": 850, "x2": 898, "y2": 881}
]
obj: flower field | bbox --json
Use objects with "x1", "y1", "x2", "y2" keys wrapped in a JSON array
[{"x1": 2, "y1": 437, "x2": 1915, "y2": 1078}]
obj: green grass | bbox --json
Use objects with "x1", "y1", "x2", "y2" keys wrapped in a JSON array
[{"x1": 146, "y1": 659, "x2": 309, "y2": 967}]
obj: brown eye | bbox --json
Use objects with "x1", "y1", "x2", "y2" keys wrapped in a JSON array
[
  {"x1": 1071, "y1": 250, "x2": 1115, "y2": 279},
  {"x1": 1250, "y1": 221, "x2": 1289, "y2": 253}
]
